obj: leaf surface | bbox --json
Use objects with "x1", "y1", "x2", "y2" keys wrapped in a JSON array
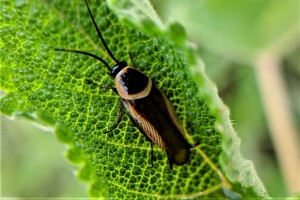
[{"x1": 0, "y1": 0, "x2": 269, "y2": 198}]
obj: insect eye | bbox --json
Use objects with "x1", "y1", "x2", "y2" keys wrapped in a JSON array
[
  {"x1": 118, "y1": 61, "x2": 127, "y2": 68},
  {"x1": 111, "y1": 61, "x2": 128, "y2": 77}
]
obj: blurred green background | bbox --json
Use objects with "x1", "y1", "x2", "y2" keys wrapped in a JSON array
[
  {"x1": 1, "y1": 116, "x2": 88, "y2": 198},
  {"x1": 1, "y1": 0, "x2": 299, "y2": 198}
]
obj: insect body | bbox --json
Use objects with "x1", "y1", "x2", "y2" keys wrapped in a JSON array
[{"x1": 55, "y1": 0, "x2": 197, "y2": 169}]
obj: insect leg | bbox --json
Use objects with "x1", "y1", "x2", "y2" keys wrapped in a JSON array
[
  {"x1": 85, "y1": 78, "x2": 98, "y2": 85},
  {"x1": 85, "y1": 79, "x2": 121, "y2": 132},
  {"x1": 100, "y1": 85, "x2": 118, "y2": 94},
  {"x1": 85, "y1": 79, "x2": 118, "y2": 94},
  {"x1": 129, "y1": 52, "x2": 137, "y2": 67},
  {"x1": 150, "y1": 142, "x2": 154, "y2": 167},
  {"x1": 191, "y1": 142, "x2": 200, "y2": 148},
  {"x1": 105, "y1": 100, "x2": 124, "y2": 133},
  {"x1": 166, "y1": 153, "x2": 174, "y2": 170}
]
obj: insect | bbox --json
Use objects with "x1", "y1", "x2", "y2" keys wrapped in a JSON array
[{"x1": 55, "y1": 0, "x2": 198, "y2": 169}]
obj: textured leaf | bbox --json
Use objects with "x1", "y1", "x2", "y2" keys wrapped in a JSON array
[{"x1": 0, "y1": 0, "x2": 269, "y2": 199}]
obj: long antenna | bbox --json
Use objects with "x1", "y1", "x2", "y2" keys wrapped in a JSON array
[
  {"x1": 55, "y1": 48, "x2": 111, "y2": 71},
  {"x1": 84, "y1": 0, "x2": 119, "y2": 64}
]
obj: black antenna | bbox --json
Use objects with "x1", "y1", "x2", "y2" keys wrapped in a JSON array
[
  {"x1": 84, "y1": 0, "x2": 119, "y2": 64},
  {"x1": 55, "y1": 48, "x2": 111, "y2": 71}
]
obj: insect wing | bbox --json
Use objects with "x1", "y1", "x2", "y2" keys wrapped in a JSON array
[{"x1": 122, "y1": 85, "x2": 192, "y2": 167}]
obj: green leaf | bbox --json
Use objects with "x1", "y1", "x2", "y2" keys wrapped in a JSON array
[{"x1": 0, "y1": 0, "x2": 269, "y2": 199}]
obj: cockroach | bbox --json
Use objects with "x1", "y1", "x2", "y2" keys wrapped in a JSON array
[{"x1": 55, "y1": 0, "x2": 198, "y2": 169}]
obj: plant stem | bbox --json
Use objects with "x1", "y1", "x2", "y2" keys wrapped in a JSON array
[{"x1": 255, "y1": 52, "x2": 299, "y2": 195}]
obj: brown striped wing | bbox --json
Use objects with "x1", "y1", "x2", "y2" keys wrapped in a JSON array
[{"x1": 122, "y1": 84, "x2": 192, "y2": 167}]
